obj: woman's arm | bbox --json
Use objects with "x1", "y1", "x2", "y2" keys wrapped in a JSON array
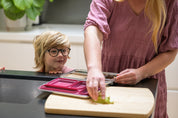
[
  {"x1": 84, "y1": 25, "x2": 106, "y2": 100},
  {"x1": 140, "y1": 49, "x2": 178, "y2": 78},
  {"x1": 115, "y1": 49, "x2": 178, "y2": 84}
]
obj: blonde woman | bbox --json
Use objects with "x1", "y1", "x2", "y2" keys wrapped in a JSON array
[
  {"x1": 84, "y1": 0, "x2": 178, "y2": 117},
  {"x1": 33, "y1": 31, "x2": 74, "y2": 74}
]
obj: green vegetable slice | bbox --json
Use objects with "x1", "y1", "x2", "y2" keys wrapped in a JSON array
[{"x1": 93, "y1": 92, "x2": 114, "y2": 104}]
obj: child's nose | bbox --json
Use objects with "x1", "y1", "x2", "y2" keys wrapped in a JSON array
[{"x1": 57, "y1": 51, "x2": 63, "y2": 57}]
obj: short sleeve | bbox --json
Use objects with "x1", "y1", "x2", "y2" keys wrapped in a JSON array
[
  {"x1": 158, "y1": 0, "x2": 178, "y2": 53},
  {"x1": 84, "y1": 0, "x2": 115, "y2": 39}
]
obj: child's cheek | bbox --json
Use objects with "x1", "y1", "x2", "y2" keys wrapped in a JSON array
[{"x1": 63, "y1": 57, "x2": 68, "y2": 64}]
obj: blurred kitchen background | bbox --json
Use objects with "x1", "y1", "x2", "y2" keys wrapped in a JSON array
[
  {"x1": 0, "y1": 0, "x2": 177, "y2": 117},
  {"x1": 0, "y1": 0, "x2": 91, "y2": 70}
]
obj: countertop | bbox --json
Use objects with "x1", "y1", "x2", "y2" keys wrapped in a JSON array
[
  {"x1": 0, "y1": 24, "x2": 84, "y2": 43},
  {"x1": 0, "y1": 70, "x2": 158, "y2": 118}
]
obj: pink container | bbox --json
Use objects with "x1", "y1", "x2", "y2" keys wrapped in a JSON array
[{"x1": 39, "y1": 78, "x2": 89, "y2": 98}]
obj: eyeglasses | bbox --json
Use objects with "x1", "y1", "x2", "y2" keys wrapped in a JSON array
[{"x1": 48, "y1": 48, "x2": 71, "y2": 57}]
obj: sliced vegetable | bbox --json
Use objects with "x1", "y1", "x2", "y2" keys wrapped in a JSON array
[{"x1": 93, "y1": 92, "x2": 114, "y2": 104}]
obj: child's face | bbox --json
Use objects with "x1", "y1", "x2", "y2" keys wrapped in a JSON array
[{"x1": 44, "y1": 47, "x2": 70, "y2": 72}]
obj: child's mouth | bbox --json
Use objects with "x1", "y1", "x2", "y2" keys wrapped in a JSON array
[{"x1": 57, "y1": 60, "x2": 64, "y2": 63}]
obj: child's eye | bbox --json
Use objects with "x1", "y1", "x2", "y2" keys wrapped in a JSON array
[
  {"x1": 50, "y1": 49, "x2": 58, "y2": 53},
  {"x1": 51, "y1": 50, "x2": 57, "y2": 53},
  {"x1": 62, "y1": 49, "x2": 66, "y2": 53}
]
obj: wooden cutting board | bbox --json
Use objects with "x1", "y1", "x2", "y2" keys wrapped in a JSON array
[{"x1": 45, "y1": 87, "x2": 155, "y2": 118}]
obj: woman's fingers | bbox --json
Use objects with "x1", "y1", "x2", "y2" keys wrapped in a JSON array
[
  {"x1": 92, "y1": 79, "x2": 99, "y2": 100},
  {"x1": 99, "y1": 79, "x2": 106, "y2": 99},
  {"x1": 86, "y1": 72, "x2": 106, "y2": 101},
  {"x1": 116, "y1": 77, "x2": 135, "y2": 84},
  {"x1": 0, "y1": 67, "x2": 5, "y2": 71},
  {"x1": 87, "y1": 79, "x2": 97, "y2": 100},
  {"x1": 115, "y1": 69, "x2": 138, "y2": 85},
  {"x1": 116, "y1": 71, "x2": 133, "y2": 80},
  {"x1": 118, "y1": 69, "x2": 129, "y2": 75}
]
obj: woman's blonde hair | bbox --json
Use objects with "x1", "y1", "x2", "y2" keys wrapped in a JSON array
[
  {"x1": 33, "y1": 31, "x2": 70, "y2": 71},
  {"x1": 145, "y1": 0, "x2": 166, "y2": 52},
  {"x1": 115, "y1": 0, "x2": 167, "y2": 52}
]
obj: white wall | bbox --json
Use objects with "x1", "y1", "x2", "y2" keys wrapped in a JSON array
[
  {"x1": 0, "y1": 40, "x2": 86, "y2": 71},
  {"x1": 166, "y1": 55, "x2": 178, "y2": 118},
  {"x1": 0, "y1": 42, "x2": 35, "y2": 71},
  {"x1": 0, "y1": 24, "x2": 86, "y2": 71}
]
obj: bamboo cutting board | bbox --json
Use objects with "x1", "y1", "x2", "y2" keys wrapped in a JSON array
[{"x1": 45, "y1": 87, "x2": 155, "y2": 118}]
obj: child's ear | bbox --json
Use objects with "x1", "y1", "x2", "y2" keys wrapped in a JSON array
[{"x1": 67, "y1": 56, "x2": 70, "y2": 59}]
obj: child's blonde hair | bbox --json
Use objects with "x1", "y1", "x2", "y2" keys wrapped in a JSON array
[
  {"x1": 115, "y1": 0, "x2": 167, "y2": 52},
  {"x1": 33, "y1": 31, "x2": 70, "y2": 71}
]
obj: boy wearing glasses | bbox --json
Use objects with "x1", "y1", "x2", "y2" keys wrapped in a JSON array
[{"x1": 33, "y1": 31, "x2": 74, "y2": 74}]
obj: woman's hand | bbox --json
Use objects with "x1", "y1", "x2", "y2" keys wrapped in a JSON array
[
  {"x1": 115, "y1": 68, "x2": 143, "y2": 85},
  {"x1": 0, "y1": 67, "x2": 5, "y2": 71},
  {"x1": 115, "y1": 50, "x2": 178, "y2": 85},
  {"x1": 86, "y1": 68, "x2": 106, "y2": 101}
]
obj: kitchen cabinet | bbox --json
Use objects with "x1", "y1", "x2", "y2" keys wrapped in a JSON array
[
  {"x1": 166, "y1": 55, "x2": 178, "y2": 90},
  {"x1": 166, "y1": 55, "x2": 178, "y2": 118},
  {"x1": 0, "y1": 24, "x2": 86, "y2": 71},
  {"x1": 0, "y1": 42, "x2": 86, "y2": 71},
  {"x1": 167, "y1": 91, "x2": 178, "y2": 118},
  {"x1": 0, "y1": 42, "x2": 35, "y2": 71}
]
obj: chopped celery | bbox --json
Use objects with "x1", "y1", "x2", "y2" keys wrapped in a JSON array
[{"x1": 93, "y1": 93, "x2": 114, "y2": 104}]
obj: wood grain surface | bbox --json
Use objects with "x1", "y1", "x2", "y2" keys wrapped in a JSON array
[{"x1": 45, "y1": 87, "x2": 155, "y2": 118}]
